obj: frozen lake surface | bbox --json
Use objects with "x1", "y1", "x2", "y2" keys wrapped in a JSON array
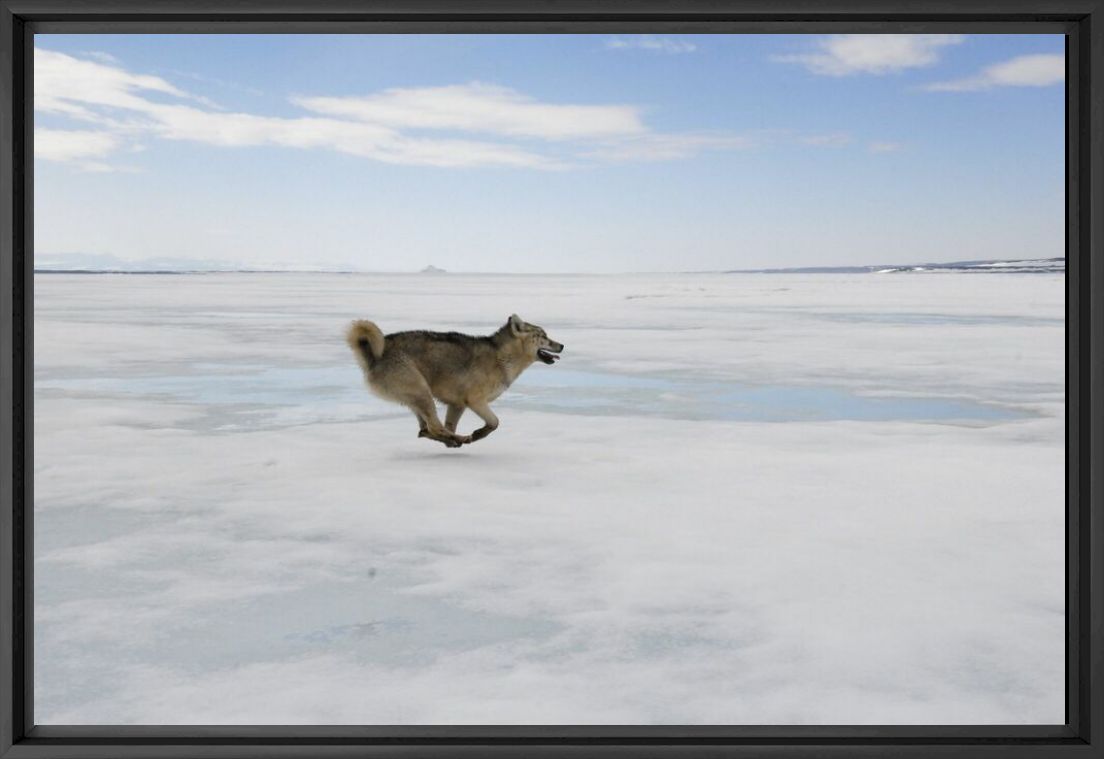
[
  {"x1": 34, "y1": 271, "x2": 1065, "y2": 724},
  {"x1": 38, "y1": 363, "x2": 1026, "y2": 425}
]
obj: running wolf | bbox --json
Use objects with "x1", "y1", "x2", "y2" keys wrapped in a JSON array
[{"x1": 346, "y1": 314, "x2": 564, "y2": 447}]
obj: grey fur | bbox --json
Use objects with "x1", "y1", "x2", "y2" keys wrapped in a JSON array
[{"x1": 347, "y1": 314, "x2": 564, "y2": 447}]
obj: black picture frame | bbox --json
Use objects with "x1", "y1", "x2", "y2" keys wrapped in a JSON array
[{"x1": 2, "y1": 1, "x2": 1101, "y2": 757}]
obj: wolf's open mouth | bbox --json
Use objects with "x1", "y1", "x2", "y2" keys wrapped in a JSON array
[{"x1": 536, "y1": 348, "x2": 561, "y2": 365}]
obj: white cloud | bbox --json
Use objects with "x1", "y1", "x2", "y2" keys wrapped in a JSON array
[
  {"x1": 165, "y1": 68, "x2": 266, "y2": 97},
  {"x1": 81, "y1": 51, "x2": 120, "y2": 64},
  {"x1": 34, "y1": 47, "x2": 766, "y2": 171},
  {"x1": 801, "y1": 132, "x2": 852, "y2": 147},
  {"x1": 35, "y1": 127, "x2": 119, "y2": 162},
  {"x1": 924, "y1": 53, "x2": 1064, "y2": 92},
  {"x1": 585, "y1": 132, "x2": 759, "y2": 162},
  {"x1": 33, "y1": 127, "x2": 141, "y2": 172},
  {"x1": 147, "y1": 105, "x2": 561, "y2": 168},
  {"x1": 35, "y1": 47, "x2": 197, "y2": 123},
  {"x1": 868, "y1": 141, "x2": 902, "y2": 153},
  {"x1": 292, "y1": 83, "x2": 644, "y2": 140},
  {"x1": 774, "y1": 34, "x2": 964, "y2": 76},
  {"x1": 34, "y1": 49, "x2": 567, "y2": 169},
  {"x1": 605, "y1": 36, "x2": 697, "y2": 54}
]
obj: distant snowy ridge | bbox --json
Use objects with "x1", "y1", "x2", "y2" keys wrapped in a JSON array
[
  {"x1": 33, "y1": 252, "x2": 359, "y2": 274},
  {"x1": 35, "y1": 252, "x2": 444, "y2": 274},
  {"x1": 874, "y1": 258, "x2": 1065, "y2": 274},
  {"x1": 734, "y1": 257, "x2": 1065, "y2": 275}
]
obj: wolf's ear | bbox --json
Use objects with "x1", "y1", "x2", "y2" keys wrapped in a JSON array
[{"x1": 508, "y1": 313, "x2": 524, "y2": 335}]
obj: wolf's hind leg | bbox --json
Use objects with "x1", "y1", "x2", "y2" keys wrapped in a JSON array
[
  {"x1": 467, "y1": 401, "x2": 499, "y2": 443},
  {"x1": 406, "y1": 394, "x2": 471, "y2": 448},
  {"x1": 444, "y1": 404, "x2": 465, "y2": 433},
  {"x1": 377, "y1": 364, "x2": 468, "y2": 448}
]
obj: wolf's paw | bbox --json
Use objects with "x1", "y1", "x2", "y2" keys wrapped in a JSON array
[
  {"x1": 455, "y1": 434, "x2": 473, "y2": 446},
  {"x1": 442, "y1": 437, "x2": 463, "y2": 448},
  {"x1": 418, "y1": 429, "x2": 429, "y2": 438}
]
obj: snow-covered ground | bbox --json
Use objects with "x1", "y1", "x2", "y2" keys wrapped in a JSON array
[{"x1": 33, "y1": 271, "x2": 1065, "y2": 725}]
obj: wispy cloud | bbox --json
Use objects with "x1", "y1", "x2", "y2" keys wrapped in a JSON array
[
  {"x1": 773, "y1": 34, "x2": 964, "y2": 76},
  {"x1": 35, "y1": 47, "x2": 196, "y2": 124},
  {"x1": 34, "y1": 47, "x2": 761, "y2": 172},
  {"x1": 800, "y1": 132, "x2": 852, "y2": 147},
  {"x1": 605, "y1": 35, "x2": 698, "y2": 54},
  {"x1": 923, "y1": 53, "x2": 1064, "y2": 92},
  {"x1": 35, "y1": 127, "x2": 119, "y2": 162},
  {"x1": 33, "y1": 127, "x2": 145, "y2": 173},
  {"x1": 292, "y1": 83, "x2": 644, "y2": 141},
  {"x1": 80, "y1": 50, "x2": 120, "y2": 64},
  {"x1": 34, "y1": 48, "x2": 562, "y2": 170},
  {"x1": 585, "y1": 132, "x2": 759, "y2": 163},
  {"x1": 165, "y1": 68, "x2": 266, "y2": 97},
  {"x1": 868, "y1": 141, "x2": 902, "y2": 153}
]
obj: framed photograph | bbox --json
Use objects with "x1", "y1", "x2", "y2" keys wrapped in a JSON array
[{"x1": 2, "y1": 1, "x2": 1102, "y2": 758}]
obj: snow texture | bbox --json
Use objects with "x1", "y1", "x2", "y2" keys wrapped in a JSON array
[{"x1": 34, "y1": 271, "x2": 1064, "y2": 725}]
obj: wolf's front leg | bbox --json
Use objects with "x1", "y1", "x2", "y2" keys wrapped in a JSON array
[
  {"x1": 444, "y1": 403, "x2": 465, "y2": 433},
  {"x1": 466, "y1": 401, "x2": 499, "y2": 443}
]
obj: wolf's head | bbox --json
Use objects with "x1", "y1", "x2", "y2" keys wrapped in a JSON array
[{"x1": 505, "y1": 314, "x2": 564, "y2": 365}]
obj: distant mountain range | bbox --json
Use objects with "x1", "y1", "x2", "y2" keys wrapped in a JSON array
[
  {"x1": 32, "y1": 252, "x2": 360, "y2": 274},
  {"x1": 33, "y1": 252, "x2": 452, "y2": 274},
  {"x1": 34, "y1": 253, "x2": 1064, "y2": 275},
  {"x1": 730, "y1": 257, "x2": 1065, "y2": 275}
]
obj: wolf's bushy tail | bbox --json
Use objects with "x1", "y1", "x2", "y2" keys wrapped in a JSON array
[{"x1": 347, "y1": 320, "x2": 385, "y2": 375}]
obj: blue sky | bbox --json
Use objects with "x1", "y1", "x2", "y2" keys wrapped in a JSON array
[{"x1": 34, "y1": 33, "x2": 1065, "y2": 272}]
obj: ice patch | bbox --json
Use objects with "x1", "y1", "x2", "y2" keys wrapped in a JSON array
[{"x1": 37, "y1": 364, "x2": 1025, "y2": 428}]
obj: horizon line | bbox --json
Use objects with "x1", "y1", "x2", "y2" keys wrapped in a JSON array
[{"x1": 32, "y1": 255, "x2": 1066, "y2": 276}]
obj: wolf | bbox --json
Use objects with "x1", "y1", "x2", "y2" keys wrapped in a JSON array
[{"x1": 346, "y1": 314, "x2": 564, "y2": 448}]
